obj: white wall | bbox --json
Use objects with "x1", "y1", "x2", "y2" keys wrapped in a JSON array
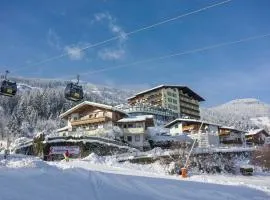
[
  {"x1": 169, "y1": 122, "x2": 183, "y2": 136},
  {"x1": 207, "y1": 125, "x2": 218, "y2": 133},
  {"x1": 125, "y1": 134, "x2": 144, "y2": 148},
  {"x1": 206, "y1": 125, "x2": 220, "y2": 147},
  {"x1": 207, "y1": 134, "x2": 220, "y2": 147}
]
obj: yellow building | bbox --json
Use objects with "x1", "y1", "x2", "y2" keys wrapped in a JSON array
[{"x1": 127, "y1": 85, "x2": 205, "y2": 119}]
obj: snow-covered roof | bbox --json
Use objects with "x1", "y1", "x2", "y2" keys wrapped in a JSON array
[
  {"x1": 164, "y1": 118, "x2": 220, "y2": 128},
  {"x1": 127, "y1": 84, "x2": 205, "y2": 101},
  {"x1": 246, "y1": 129, "x2": 268, "y2": 136},
  {"x1": 59, "y1": 101, "x2": 127, "y2": 119},
  {"x1": 117, "y1": 115, "x2": 153, "y2": 123},
  {"x1": 220, "y1": 126, "x2": 235, "y2": 130}
]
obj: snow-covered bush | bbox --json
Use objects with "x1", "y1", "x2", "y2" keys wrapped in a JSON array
[{"x1": 251, "y1": 145, "x2": 270, "y2": 171}]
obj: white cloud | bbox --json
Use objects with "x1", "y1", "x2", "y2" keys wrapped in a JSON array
[
  {"x1": 92, "y1": 12, "x2": 127, "y2": 60},
  {"x1": 109, "y1": 23, "x2": 127, "y2": 42},
  {"x1": 92, "y1": 12, "x2": 127, "y2": 41},
  {"x1": 64, "y1": 46, "x2": 85, "y2": 60},
  {"x1": 47, "y1": 29, "x2": 89, "y2": 61},
  {"x1": 94, "y1": 13, "x2": 111, "y2": 22},
  {"x1": 98, "y1": 48, "x2": 125, "y2": 60}
]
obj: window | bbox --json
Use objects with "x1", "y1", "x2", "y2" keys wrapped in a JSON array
[
  {"x1": 136, "y1": 123, "x2": 142, "y2": 128},
  {"x1": 135, "y1": 135, "x2": 140, "y2": 142},
  {"x1": 73, "y1": 117, "x2": 78, "y2": 120},
  {"x1": 127, "y1": 136, "x2": 132, "y2": 142},
  {"x1": 128, "y1": 124, "x2": 133, "y2": 128},
  {"x1": 123, "y1": 124, "x2": 127, "y2": 128},
  {"x1": 175, "y1": 124, "x2": 178, "y2": 128}
]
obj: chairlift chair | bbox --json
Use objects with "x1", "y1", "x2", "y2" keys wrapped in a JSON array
[
  {"x1": 0, "y1": 70, "x2": 17, "y2": 97},
  {"x1": 64, "y1": 75, "x2": 84, "y2": 102}
]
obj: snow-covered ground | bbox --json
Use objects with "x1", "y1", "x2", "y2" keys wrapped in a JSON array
[
  {"x1": 251, "y1": 117, "x2": 270, "y2": 130},
  {"x1": 0, "y1": 154, "x2": 269, "y2": 200}
]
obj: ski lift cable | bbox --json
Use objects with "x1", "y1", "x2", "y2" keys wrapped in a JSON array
[
  {"x1": 12, "y1": 0, "x2": 233, "y2": 74},
  {"x1": 59, "y1": 33, "x2": 270, "y2": 79}
]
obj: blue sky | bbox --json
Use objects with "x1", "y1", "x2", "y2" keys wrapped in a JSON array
[{"x1": 1, "y1": 0, "x2": 270, "y2": 107}]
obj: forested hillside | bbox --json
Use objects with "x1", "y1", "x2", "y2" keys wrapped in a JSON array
[{"x1": 0, "y1": 77, "x2": 133, "y2": 139}]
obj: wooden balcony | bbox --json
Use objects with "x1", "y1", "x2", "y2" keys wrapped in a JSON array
[{"x1": 71, "y1": 117, "x2": 109, "y2": 126}]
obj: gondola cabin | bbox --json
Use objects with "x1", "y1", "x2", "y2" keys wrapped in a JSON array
[
  {"x1": 0, "y1": 80, "x2": 17, "y2": 97},
  {"x1": 65, "y1": 83, "x2": 83, "y2": 102}
]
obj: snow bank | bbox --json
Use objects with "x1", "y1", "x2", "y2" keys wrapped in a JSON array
[
  {"x1": 189, "y1": 173, "x2": 270, "y2": 195},
  {"x1": 81, "y1": 153, "x2": 168, "y2": 175},
  {"x1": 0, "y1": 154, "x2": 46, "y2": 169},
  {"x1": 0, "y1": 155, "x2": 269, "y2": 200}
]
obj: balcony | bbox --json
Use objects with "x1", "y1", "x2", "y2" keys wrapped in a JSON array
[
  {"x1": 179, "y1": 96, "x2": 199, "y2": 105},
  {"x1": 122, "y1": 127, "x2": 145, "y2": 134},
  {"x1": 180, "y1": 103, "x2": 200, "y2": 112},
  {"x1": 124, "y1": 105, "x2": 178, "y2": 117},
  {"x1": 71, "y1": 117, "x2": 109, "y2": 126}
]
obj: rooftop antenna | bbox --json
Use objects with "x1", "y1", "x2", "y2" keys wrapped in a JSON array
[{"x1": 4, "y1": 70, "x2": 9, "y2": 80}]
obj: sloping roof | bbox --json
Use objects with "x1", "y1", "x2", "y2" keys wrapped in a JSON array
[
  {"x1": 117, "y1": 115, "x2": 153, "y2": 123},
  {"x1": 164, "y1": 118, "x2": 220, "y2": 128},
  {"x1": 59, "y1": 101, "x2": 127, "y2": 119},
  {"x1": 127, "y1": 85, "x2": 205, "y2": 101},
  {"x1": 246, "y1": 129, "x2": 269, "y2": 136}
]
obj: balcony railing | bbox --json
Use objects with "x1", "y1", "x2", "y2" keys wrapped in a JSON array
[
  {"x1": 124, "y1": 106, "x2": 178, "y2": 117},
  {"x1": 71, "y1": 117, "x2": 109, "y2": 126},
  {"x1": 122, "y1": 127, "x2": 145, "y2": 134}
]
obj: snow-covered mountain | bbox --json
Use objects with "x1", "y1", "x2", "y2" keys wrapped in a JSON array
[
  {"x1": 209, "y1": 98, "x2": 270, "y2": 118},
  {"x1": 201, "y1": 98, "x2": 270, "y2": 131}
]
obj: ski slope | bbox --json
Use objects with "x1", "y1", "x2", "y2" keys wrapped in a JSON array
[{"x1": 0, "y1": 155, "x2": 269, "y2": 200}]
